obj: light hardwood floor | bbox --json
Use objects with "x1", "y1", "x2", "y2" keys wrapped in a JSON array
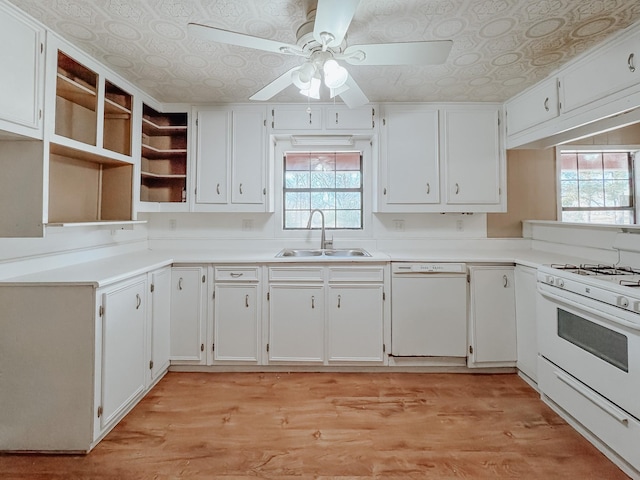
[{"x1": 0, "y1": 372, "x2": 629, "y2": 479}]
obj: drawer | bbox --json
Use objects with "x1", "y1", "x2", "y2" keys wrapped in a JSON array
[
  {"x1": 538, "y1": 356, "x2": 640, "y2": 472},
  {"x1": 215, "y1": 266, "x2": 260, "y2": 282},
  {"x1": 269, "y1": 267, "x2": 324, "y2": 282},
  {"x1": 328, "y1": 266, "x2": 384, "y2": 283}
]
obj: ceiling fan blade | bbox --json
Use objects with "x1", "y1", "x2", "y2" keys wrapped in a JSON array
[
  {"x1": 249, "y1": 66, "x2": 299, "y2": 101},
  {"x1": 342, "y1": 40, "x2": 453, "y2": 65},
  {"x1": 338, "y1": 75, "x2": 369, "y2": 109},
  {"x1": 313, "y1": 0, "x2": 360, "y2": 49},
  {"x1": 188, "y1": 22, "x2": 304, "y2": 56}
]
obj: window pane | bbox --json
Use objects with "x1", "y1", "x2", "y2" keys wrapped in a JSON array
[
  {"x1": 335, "y1": 152, "x2": 361, "y2": 170},
  {"x1": 310, "y1": 192, "x2": 335, "y2": 210},
  {"x1": 560, "y1": 153, "x2": 578, "y2": 180},
  {"x1": 577, "y1": 153, "x2": 603, "y2": 180},
  {"x1": 285, "y1": 211, "x2": 311, "y2": 229},
  {"x1": 578, "y1": 180, "x2": 604, "y2": 207},
  {"x1": 603, "y1": 153, "x2": 630, "y2": 176},
  {"x1": 285, "y1": 153, "x2": 311, "y2": 171},
  {"x1": 285, "y1": 171, "x2": 309, "y2": 188},
  {"x1": 336, "y1": 192, "x2": 361, "y2": 209},
  {"x1": 311, "y1": 154, "x2": 336, "y2": 172},
  {"x1": 561, "y1": 181, "x2": 579, "y2": 207},
  {"x1": 285, "y1": 192, "x2": 310, "y2": 210},
  {"x1": 336, "y1": 171, "x2": 361, "y2": 188},
  {"x1": 604, "y1": 180, "x2": 631, "y2": 207},
  {"x1": 310, "y1": 172, "x2": 335, "y2": 188},
  {"x1": 336, "y1": 210, "x2": 362, "y2": 228}
]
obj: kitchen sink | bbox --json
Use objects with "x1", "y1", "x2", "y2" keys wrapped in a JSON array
[{"x1": 276, "y1": 248, "x2": 371, "y2": 258}]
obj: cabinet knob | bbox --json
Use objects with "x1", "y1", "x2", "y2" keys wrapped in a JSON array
[{"x1": 628, "y1": 53, "x2": 636, "y2": 73}]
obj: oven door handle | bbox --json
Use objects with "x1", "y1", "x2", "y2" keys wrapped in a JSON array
[
  {"x1": 554, "y1": 369, "x2": 630, "y2": 425},
  {"x1": 538, "y1": 286, "x2": 640, "y2": 332}
]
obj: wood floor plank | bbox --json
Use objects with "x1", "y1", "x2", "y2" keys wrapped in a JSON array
[{"x1": 0, "y1": 372, "x2": 630, "y2": 479}]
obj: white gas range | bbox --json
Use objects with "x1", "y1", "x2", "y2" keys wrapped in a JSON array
[{"x1": 536, "y1": 263, "x2": 640, "y2": 476}]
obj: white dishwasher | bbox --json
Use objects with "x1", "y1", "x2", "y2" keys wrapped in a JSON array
[{"x1": 391, "y1": 262, "x2": 468, "y2": 357}]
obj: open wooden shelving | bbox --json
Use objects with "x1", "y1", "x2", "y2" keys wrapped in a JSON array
[{"x1": 140, "y1": 105, "x2": 188, "y2": 204}]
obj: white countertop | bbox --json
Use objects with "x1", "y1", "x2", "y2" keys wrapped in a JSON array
[{"x1": 0, "y1": 246, "x2": 593, "y2": 286}]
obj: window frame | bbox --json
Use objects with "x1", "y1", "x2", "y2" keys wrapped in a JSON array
[
  {"x1": 557, "y1": 146, "x2": 639, "y2": 225},
  {"x1": 272, "y1": 137, "x2": 373, "y2": 241}
]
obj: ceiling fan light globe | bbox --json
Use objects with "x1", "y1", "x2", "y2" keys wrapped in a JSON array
[
  {"x1": 299, "y1": 76, "x2": 321, "y2": 99},
  {"x1": 323, "y1": 59, "x2": 348, "y2": 89}
]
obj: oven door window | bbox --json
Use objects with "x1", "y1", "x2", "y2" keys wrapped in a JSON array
[{"x1": 557, "y1": 309, "x2": 628, "y2": 372}]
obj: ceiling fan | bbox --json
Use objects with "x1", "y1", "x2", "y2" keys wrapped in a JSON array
[{"x1": 187, "y1": 0, "x2": 453, "y2": 108}]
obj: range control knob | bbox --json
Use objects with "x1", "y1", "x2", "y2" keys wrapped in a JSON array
[
  {"x1": 633, "y1": 301, "x2": 640, "y2": 313},
  {"x1": 545, "y1": 275, "x2": 555, "y2": 285},
  {"x1": 557, "y1": 278, "x2": 565, "y2": 288},
  {"x1": 617, "y1": 296, "x2": 630, "y2": 308}
]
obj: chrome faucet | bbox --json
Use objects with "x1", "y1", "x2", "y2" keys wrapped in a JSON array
[{"x1": 307, "y1": 209, "x2": 332, "y2": 250}]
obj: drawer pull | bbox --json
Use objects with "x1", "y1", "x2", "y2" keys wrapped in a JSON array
[
  {"x1": 216, "y1": 183, "x2": 220, "y2": 195},
  {"x1": 544, "y1": 97, "x2": 549, "y2": 112},
  {"x1": 426, "y1": 183, "x2": 430, "y2": 195},
  {"x1": 337, "y1": 295, "x2": 341, "y2": 308},
  {"x1": 136, "y1": 294, "x2": 141, "y2": 310},
  {"x1": 311, "y1": 295, "x2": 315, "y2": 309},
  {"x1": 503, "y1": 275, "x2": 509, "y2": 288},
  {"x1": 245, "y1": 294, "x2": 249, "y2": 308},
  {"x1": 230, "y1": 272, "x2": 244, "y2": 278},
  {"x1": 628, "y1": 53, "x2": 636, "y2": 73},
  {"x1": 554, "y1": 370, "x2": 629, "y2": 425},
  {"x1": 178, "y1": 277, "x2": 183, "y2": 290}
]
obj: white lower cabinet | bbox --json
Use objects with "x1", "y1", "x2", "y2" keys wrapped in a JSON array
[
  {"x1": 98, "y1": 275, "x2": 148, "y2": 430},
  {"x1": 148, "y1": 267, "x2": 172, "y2": 385},
  {"x1": 327, "y1": 284, "x2": 385, "y2": 362},
  {"x1": 467, "y1": 266, "x2": 517, "y2": 368},
  {"x1": 0, "y1": 262, "x2": 172, "y2": 453},
  {"x1": 267, "y1": 265, "x2": 387, "y2": 365},
  {"x1": 514, "y1": 265, "x2": 538, "y2": 382},
  {"x1": 213, "y1": 266, "x2": 261, "y2": 364},
  {"x1": 170, "y1": 266, "x2": 207, "y2": 364},
  {"x1": 269, "y1": 283, "x2": 325, "y2": 362}
]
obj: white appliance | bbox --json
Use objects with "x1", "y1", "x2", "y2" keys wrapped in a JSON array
[
  {"x1": 537, "y1": 263, "x2": 640, "y2": 474},
  {"x1": 391, "y1": 263, "x2": 467, "y2": 357}
]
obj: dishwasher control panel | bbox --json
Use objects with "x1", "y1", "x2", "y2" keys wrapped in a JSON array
[{"x1": 392, "y1": 263, "x2": 467, "y2": 274}]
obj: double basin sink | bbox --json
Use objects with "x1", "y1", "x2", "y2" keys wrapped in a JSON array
[{"x1": 276, "y1": 248, "x2": 371, "y2": 258}]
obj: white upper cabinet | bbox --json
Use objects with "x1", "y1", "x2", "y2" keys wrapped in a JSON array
[
  {"x1": 378, "y1": 105, "x2": 440, "y2": 211},
  {"x1": 271, "y1": 104, "x2": 322, "y2": 130},
  {"x1": 505, "y1": 77, "x2": 559, "y2": 135},
  {"x1": 325, "y1": 105, "x2": 375, "y2": 130},
  {"x1": 194, "y1": 106, "x2": 268, "y2": 212},
  {"x1": 0, "y1": 2, "x2": 44, "y2": 139},
  {"x1": 442, "y1": 106, "x2": 502, "y2": 208},
  {"x1": 231, "y1": 106, "x2": 266, "y2": 205},
  {"x1": 560, "y1": 27, "x2": 640, "y2": 114}
]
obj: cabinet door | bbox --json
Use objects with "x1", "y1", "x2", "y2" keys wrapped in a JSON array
[
  {"x1": 0, "y1": 3, "x2": 43, "y2": 137},
  {"x1": 271, "y1": 105, "x2": 322, "y2": 130},
  {"x1": 514, "y1": 265, "x2": 538, "y2": 382},
  {"x1": 468, "y1": 267, "x2": 516, "y2": 367},
  {"x1": 379, "y1": 106, "x2": 440, "y2": 208},
  {"x1": 195, "y1": 109, "x2": 230, "y2": 204},
  {"x1": 231, "y1": 107, "x2": 265, "y2": 205},
  {"x1": 561, "y1": 28, "x2": 640, "y2": 113},
  {"x1": 444, "y1": 108, "x2": 501, "y2": 205},
  {"x1": 100, "y1": 277, "x2": 147, "y2": 429},
  {"x1": 325, "y1": 105, "x2": 375, "y2": 130},
  {"x1": 214, "y1": 283, "x2": 259, "y2": 362},
  {"x1": 506, "y1": 77, "x2": 559, "y2": 135},
  {"x1": 170, "y1": 266, "x2": 207, "y2": 364},
  {"x1": 268, "y1": 284, "x2": 324, "y2": 362},
  {"x1": 327, "y1": 285, "x2": 384, "y2": 362},
  {"x1": 150, "y1": 267, "x2": 171, "y2": 383}
]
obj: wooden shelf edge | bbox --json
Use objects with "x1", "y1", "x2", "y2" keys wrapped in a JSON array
[
  {"x1": 50, "y1": 138, "x2": 134, "y2": 165},
  {"x1": 142, "y1": 117, "x2": 187, "y2": 134},
  {"x1": 46, "y1": 220, "x2": 147, "y2": 228},
  {"x1": 104, "y1": 97, "x2": 132, "y2": 116},
  {"x1": 141, "y1": 172, "x2": 187, "y2": 179},
  {"x1": 56, "y1": 73, "x2": 97, "y2": 111}
]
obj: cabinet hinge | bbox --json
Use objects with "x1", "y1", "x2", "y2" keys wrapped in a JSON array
[
  {"x1": 212, "y1": 343, "x2": 215, "y2": 352},
  {"x1": 469, "y1": 345, "x2": 473, "y2": 355},
  {"x1": 212, "y1": 290, "x2": 215, "y2": 300},
  {"x1": 266, "y1": 343, "x2": 270, "y2": 352},
  {"x1": 195, "y1": 118, "x2": 198, "y2": 127},
  {"x1": 267, "y1": 292, "x2": 270, "y2": 301},
  {"x1": 383, "y1": 292, "x2": 386, "y2": 301},
  {"x1": 467, "y1": 274, "x2": 471, "y2": 283},
  {"x1": 99, "y1": 305, "x2": 104, "y2": 317},
  {"x1": 382, "y1": 118, "x2": 386, "y2": 126},
  {"x1": 263, "y1": 119, "x2": 266, "y2": 127},
  {"x1": 201, "y1": 343, "x2": 205, "y2": 352},
  {"x1": 97, "y1": 406, "x2": 103, "y2": 418},
  {"x1": 202, "y1": 275, "x2": 206, "y2": 283},
  {"x1": 40, "y1": 43, "x2": 43, "y2": 54},
  {"x1": 150, "y1": 283, "x2": 155, "y2": 293},
  {"x1": 383, "y1": 344, "x2": 386, "y2": 353},
  {"x1": 149, "y1": 360, "x2": 154, "y2": 370}
]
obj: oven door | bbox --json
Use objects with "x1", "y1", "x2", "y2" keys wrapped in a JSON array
[{"x1": 537, "y1": 283, "x2": 640, "y2": 421}]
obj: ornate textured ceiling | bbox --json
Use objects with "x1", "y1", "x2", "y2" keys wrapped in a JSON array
[{"x1": 8, "y1": 0, "x2": 640, "y2": 104}]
